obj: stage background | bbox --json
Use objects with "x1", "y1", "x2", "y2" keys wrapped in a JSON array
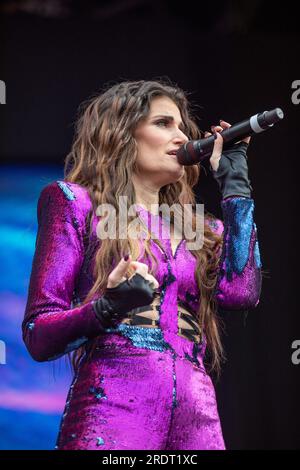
[{"x1": 0, "y1": 0, "x2": 299, "y2": 449}]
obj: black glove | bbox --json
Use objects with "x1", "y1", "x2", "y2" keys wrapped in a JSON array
[
  {"x1": 211, "y1": 141, "x2": 253, "y2": 199},
  {"x1": 92, "y1": 272, "x2": 157, "y2": 328}
]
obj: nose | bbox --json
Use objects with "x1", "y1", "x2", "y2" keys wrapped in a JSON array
[{"x1": 173, "y1": 128, "x2": 189, "y2": 145}]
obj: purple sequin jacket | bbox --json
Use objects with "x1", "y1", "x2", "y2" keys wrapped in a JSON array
[{"x1": 22, "y1": 181, "x2": 262, "y2": 363}]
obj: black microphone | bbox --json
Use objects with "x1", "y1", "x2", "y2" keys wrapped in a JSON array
[{"x1": 177, "y1": 108, "x2": 284, "y2": 166}]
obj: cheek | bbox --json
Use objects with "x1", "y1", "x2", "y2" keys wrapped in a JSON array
[
  {"x1": 134, "y1": 126, "x2": 171, "y2": 173},
  {"x1": 138, "y1": 127, "x2": 167, "y2": 149},
  {"x1": 135, "y1": 150, "x2": 160, "y2": 172},
  {"x1": 136, "y1": 136, "x2": 164, "y2": 165}
]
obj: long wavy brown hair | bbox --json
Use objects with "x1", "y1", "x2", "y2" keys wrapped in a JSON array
[{"x1": 63, "y1": 79, "x2": 225, "y2": 376}]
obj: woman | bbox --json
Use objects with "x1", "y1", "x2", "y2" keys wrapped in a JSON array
[{"x1": 22, "y1": 79, "x2": 262, "y2": 450}]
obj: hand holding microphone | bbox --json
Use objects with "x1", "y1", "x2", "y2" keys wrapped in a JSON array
[
  {"x1": 176, "y1": 108, "x2": 284, "y2": 166},
  {"x1": 205, "y1": 120, "x2": 253, "y2": 199},
  {"x1": 176, "y1": 108, "x2": 284, "y2": 199},
  {"x1": 205, "y1": 119, "x2": 250, "y2": 172}
]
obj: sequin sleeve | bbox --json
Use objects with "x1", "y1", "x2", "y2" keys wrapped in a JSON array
[
  {"x1": 212, "y1": 196, "x2": 262, "y2": 310},
  {"x1": 22, "y1": 181, "x2": 103, "y2": 362}
]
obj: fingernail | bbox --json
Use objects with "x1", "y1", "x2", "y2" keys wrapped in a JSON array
[{"x1": 219, "y1": 119, "x2": 223, "y2": 123}]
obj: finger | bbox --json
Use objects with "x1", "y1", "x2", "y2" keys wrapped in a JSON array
[
  {"x1": 219, "y1": 120, "x2": 231, "y2": 128},
  {"x1": 107, "y1": 273, "x2": 127, "y2": 289},
  {"x1": 204, "y1": 131, "x2": 212, "y2": 138},
  {"x1": 111, "y1": 254, "x2": 132, "y2": 278},
  {"x1": 145, "y1": 274, "x2": 159, "y2": 290},
  {"x1": 130, "y1": 261, "x2": 149, "y2": 273},
  {"x1": 211, "y1": 125, "x2": 223, "y2": 133},
  {"x1": 128, "y1": 261, "x2": 149, "y2": 280},
  {"x1": 209, "y1": 132, "x2": 223, "y2": 171},
  {"x1": 213, "y1": 131, "x2": 223, "y2": 148}
]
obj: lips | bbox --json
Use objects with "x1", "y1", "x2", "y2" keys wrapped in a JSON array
[{"x1": 167, "y1": 150, "x2": 179, "y2": 155}]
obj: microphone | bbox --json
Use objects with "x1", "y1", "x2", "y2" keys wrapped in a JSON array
[{"x1": 177, "y1": 108, "x2": 284, "y2": 166}]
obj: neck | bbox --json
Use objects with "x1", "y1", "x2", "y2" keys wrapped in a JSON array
[{"x1": 133, "y1": 176, "x2": 160, "y2": 215}]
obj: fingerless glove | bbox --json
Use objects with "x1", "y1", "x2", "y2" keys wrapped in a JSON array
[
  {"x1": 92, "y1": 272, "x2": 157, "y2": 328},
  {"x1": 211, "y1": 141, "x2": 253, "y2": 199}
]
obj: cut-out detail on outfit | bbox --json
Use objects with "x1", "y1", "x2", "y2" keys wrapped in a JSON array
[{"x1": 119, "y1": 293, "x2": 201, "y2": 344}]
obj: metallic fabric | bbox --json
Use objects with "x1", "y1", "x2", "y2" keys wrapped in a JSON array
[
  {"x1": 214, "y1": 197, "x2": 262, "y2": 309},
  {"x1": 22, "y1": 182, "x2": 262, "y2": 450}
]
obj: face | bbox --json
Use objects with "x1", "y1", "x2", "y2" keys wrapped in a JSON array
[{"x1": 133, "y1": 96, "x2": 189, "y2": 187}]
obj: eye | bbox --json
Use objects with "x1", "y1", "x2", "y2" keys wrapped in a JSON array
[
  {"x1": 154, "y1": 119, "x2": 187, "y2": 135},
  {"x1": 155, "y1": 119, "x2": 169, "y2": 127}
]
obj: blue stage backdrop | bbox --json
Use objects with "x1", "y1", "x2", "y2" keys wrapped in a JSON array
[{"x1": 0, "y1": 165, "x2": 74, "y2": 450}]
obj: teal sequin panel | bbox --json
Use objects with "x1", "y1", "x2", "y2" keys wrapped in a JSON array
[
  {"x1": 105, "y1": 324, "x2": 170, "y2": 352},
  {"x1": 57, "y1": 181, "x2": 76, "y2": 201},
  {"x1": 221, "y1": 197, "x2": 256, "y2": 279},
  {"x1": 253, "y1": 222, "x2": 262, "y2": 268}
]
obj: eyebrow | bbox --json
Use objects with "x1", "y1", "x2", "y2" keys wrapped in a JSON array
[{"x1": 151, "y1": 114, "x2": 185, "y2": 130}]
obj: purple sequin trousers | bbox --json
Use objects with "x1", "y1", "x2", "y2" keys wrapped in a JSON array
[{"x1": 22, "y1": 181, "x2": 262, "y2": 450}]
